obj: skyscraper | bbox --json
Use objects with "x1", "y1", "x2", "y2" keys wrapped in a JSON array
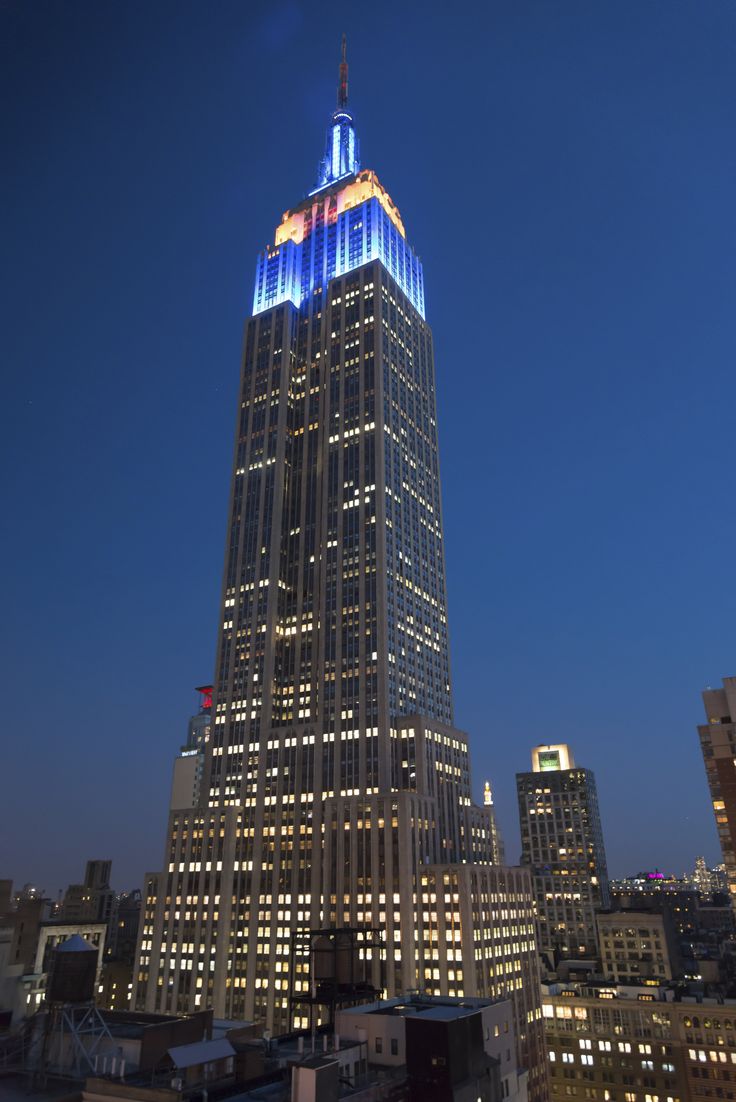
[
  {"x1": 697, "y1": 676, "x2": 736, "y2": 903},
  {"x1": 133, "y1": 44, "x2": 545, "y2": 1097},
  {"x1": 517, "y1": 744, "x2": 610, "y2": 962}
]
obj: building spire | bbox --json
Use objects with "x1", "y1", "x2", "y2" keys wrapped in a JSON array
[
  {"x1": 313, "y1": 34, "x2": 360, "y2": 192},
  {"x1": 338, "y1": 33, "x2": 348, "y2": 108}
]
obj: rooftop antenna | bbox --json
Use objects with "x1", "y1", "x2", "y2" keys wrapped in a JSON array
[{"x1": 338, "y1": 33, "x2": 348, "y2": 109}]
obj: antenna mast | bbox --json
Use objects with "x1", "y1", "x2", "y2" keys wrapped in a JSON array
[{"x1": 338, "y1": 34, "x2": 348, "y2": 109}]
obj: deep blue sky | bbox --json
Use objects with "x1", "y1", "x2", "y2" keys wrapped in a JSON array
[{"x1": 3, "y1": 0, "x2": 735, "y2": 894}]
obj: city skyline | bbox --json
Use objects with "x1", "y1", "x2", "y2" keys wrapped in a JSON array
[{"x1": 4, "y1": 1, "x2": 736, "y2": 891}]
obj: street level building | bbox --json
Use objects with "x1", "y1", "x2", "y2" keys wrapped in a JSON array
[
  {"x1": 698, "y1": 677, "x2": 736, "y2": 904},
  {"x1": 517, "y1": 745, "x2": 610, "y2": 963}
]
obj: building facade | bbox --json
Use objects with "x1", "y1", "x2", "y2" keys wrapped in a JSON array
[
  {"x1": 596, "y1": 911, "x2": 682, "y2": 985},
  {"x1": 418, "y1": 864, "x2": 548, "y2": 1102},
  {"x1": 59, "y1": 860, "x2": 115, "y2": 927},
  {"x1": 544, "y1": 983, "x2": 685, "y2": 1102},
  {"x1": 610, "y1": 880, "x2": 699, "y2": 942},
  {"x1": 338, "y1": 994, "x2": 528, "y2": 1102},
  {"x1": 544, "y1": 983, "x2": 736, "y2": 1102},
  {"x1": 517, "y1": 745, "x2": 610, "y2": 962},
  {"x1": 698, "y1": 677, "x2": 736, "y2": 904}
]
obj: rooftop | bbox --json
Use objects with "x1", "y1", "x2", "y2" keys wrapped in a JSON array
[{"x1": 340, "y1": 993, "x2": 499, "y2": 1018}]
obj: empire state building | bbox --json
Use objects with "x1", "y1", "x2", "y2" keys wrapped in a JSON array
[{"x1": 134, "y1": 41, "x2": 546, "y2": 1099}]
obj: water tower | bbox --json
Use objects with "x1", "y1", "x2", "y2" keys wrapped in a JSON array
[{"x1": 33, "y1": 935, "x2": 118, "y2": 1081}]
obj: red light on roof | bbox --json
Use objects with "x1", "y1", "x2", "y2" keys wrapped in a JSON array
[{"x1": 195, "y1": 685, "x2": 213, "y2": 710}]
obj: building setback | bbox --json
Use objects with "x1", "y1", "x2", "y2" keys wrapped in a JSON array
[
  {"x1": 133, "y1": 42, "x2": 545, "y2": 1100},
  {"x1": 517, "y1": 745, "x2": 610, "y2": 962},
  {"x1": 169, "y1": 687, "x2": 212, "y2": 812}
]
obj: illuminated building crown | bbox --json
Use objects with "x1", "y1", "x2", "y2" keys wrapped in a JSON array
[{"x1": 252, "y1": 36, "x2": 425, "y2": 318}]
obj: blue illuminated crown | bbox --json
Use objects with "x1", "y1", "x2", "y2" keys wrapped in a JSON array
[{"x1": 252, "y1": 36, "x2": 425, "y2": 319}]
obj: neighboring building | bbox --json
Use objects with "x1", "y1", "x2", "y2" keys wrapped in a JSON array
[
  {"x1": 0, "y1": 882, "x2": 55, "y2": 1024},
  {"x1": 131, "y1": 44, "x2": 551, "y2": 1098},
  {"x1": 97, "y1": 958, "x2": 133, "y2": 1011},
  {"x1": 59, "y1": 859, "x2": 115, "y2": 927},
  {"x1": 0, "y1": 885, "x2": 53, "y2": 975},
  {"x1": 0, "y1": 918, "x2": 106, "y2": 1025},
  {"x1": 36, "y1": 922, "x2": 106, "y2": 976},
  {"x1": 693, "y1": 900, "x2": 735, "y2": 941},
  {"x1": 712, "y1": 863, "x2": 729, "y2": 895},
  {"x1": 481, "y1": 780, "x2": 506, "y2": 866},
  {"x1": 596, "y1": 910, "x2": 682, "y2": 984},
  {"x1": 338, "y1": 994, "x2": 528, "y2": 1102},
  {"x1": 417, "y1": 864, "x2": 547, "y2": 1102},
  {"x1": 611, "y1": 871, "x2": 688, "y2": 893},
  {"x1": 105, "y1": 889, "x2": 142, "y2": 963},
  {"x1": 543, "y1": 982, "x2": 686, "y2": 1102},
  {"x1": 610, "y1": 882, "x2": 699, "y2": 940},
  {"x1": 517, "y1": 745, "x2": 610, "y2": 962},
  {"x1": 544, "y1": 982, "x2": 736, "y2": 1102},
  {"x1": 607, "y1": 884, "x2": 736, "y2": 993},
  {"x1": 24, "y1": 1005, "x2": 215, "y2": 1083},
  {"x1": 57, "y1": 860, "x2": 144, "y2": 981},
  {"x1": 698, "y1": 676, "x2": 736, "y2": 903},
  {"x1": 11, "y1": 883, "x2": 44, "y2": 904},
  {"x1": 675, "y1": 997, "x2": 736, "y2": 1102},
  {"x1": 98, "y1": 888, "x2": 142, "y2": 1012},
  {"x1": 692, "y1": 856, "x2": 716, "y2": 896},
  {"x1": 170, "y1": 686, "x2": 212, "y2": 811},
  {"x1": 0, "y1": 878, "x2": 127, "y2": 1026}
]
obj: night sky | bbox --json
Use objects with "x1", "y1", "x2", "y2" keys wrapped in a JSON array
[{"x1": 3, "y1": 0, "x2": 735, "y2": 895}]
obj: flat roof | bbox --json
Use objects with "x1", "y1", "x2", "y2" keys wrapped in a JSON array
[
  {"x1": 345, "y1": 995, "x2": 498, "y2": 1018},
  {"x1": 168, "y1": 1039, "x2": 235, "y2": 1069},
  {"x1": 405, "y1": 1004, "x2": 480, "y2": 1022},
  {"x1": 293, "y1": 1055, "x2": 337, "y2": 1070}
]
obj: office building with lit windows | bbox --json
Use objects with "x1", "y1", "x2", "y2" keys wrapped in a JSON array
[
  {"x1": 596, "y1": 911, "x2": 682, "y2": 985},
  {"x1": 543, "y1": 983, "x2": 685, "y2": 1102},
  {"x1": 132, "y1": 41, "x2": 543, "y2": 1099},
  {"x1": 697, "y1": 676, "x2": 736, "y2": 904},
  {"x1": 517, "y1": 745, "x2": 610, "y2": 962},
  {"x1": 544, "y1": 981, "x2": 736, "y2": 1102}
]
